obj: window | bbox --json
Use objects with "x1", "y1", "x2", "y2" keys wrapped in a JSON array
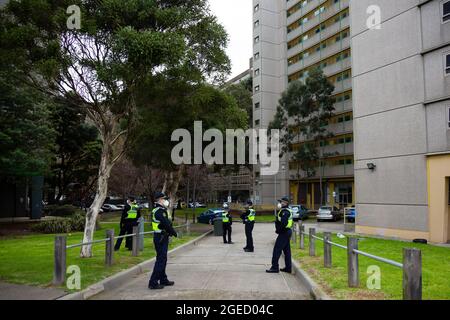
[
  {"x1": 254, "y1": 20, "x2": 260, "y2": 28},
  {"x1": 254, "y1": 85, "x2": 260, "y2": 92},
  {"x1": 445, "y1": 53, "x2": 450, "y2": 75},
  {"x1": 254, "y1": 52, "x2": 260, "y2": 60},
  {"x1": 255, "y1": 119, "x2": 260, "y2": 126},
  {"x1": 254, "y1": 36, "x2": 260, "y2": 43},
  {"x1": 447, "y1": 106, "x2": 450, "y2": 129},
  {"x1": 254, "y1": 4, "x2": 259, "y2": 12},
  {"x1": 255, "y1": 102, "x2": 260, "y2": 109},
  {"x1": 443, "y1": 0, "x2": 450, "y2": 23},
  {"x1": 254, "y1": 69, "x2": 260, "y2": 76}
]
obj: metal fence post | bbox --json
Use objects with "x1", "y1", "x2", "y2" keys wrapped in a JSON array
[
  {"x1": 138, "y1": 218, "x2": 144, "y2": 252},
  {"x1": 105, "y1": 229, "x2": 114, "y2": 267},
  {"x1": 187, "y1": 220, "x2": 191, "y2": 235},
  {"x1": 132, "y1": 226, "x2": 139, "y2": 257},
  {"x1": 309, "y1": 228, "x2": 316, "y2": 256},
  {"x1": 324, "y1": 232, "x2": 332, "y2": 268},
  {"x1": 53, "y1": 235, "x2": 66, "y2": 286},
  {"x1": 403, "y1": 248, "x2": 422, "y2": 300},
  {"x1": 292, "y1": 223, "x2": 297, "y2": 244},
  {"x1": 347, "y1": 237, "x2": 359, "y2": 288},
  {"x1": 300, "y1": 224, "x2": 305, "y2": 249}
]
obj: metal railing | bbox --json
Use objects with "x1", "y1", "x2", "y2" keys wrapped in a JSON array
[
  {"x1": 292, "y1": 223, "x2": 422, "y2": 300},
  {"x1": 53, "y1": 221, "x2": 191, "y2": 286}
]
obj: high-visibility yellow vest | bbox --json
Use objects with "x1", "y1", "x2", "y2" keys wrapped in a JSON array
[
  {"x1": 151, "y1": 207, "x2": 162, "y2": 233},
  {"x1": 222, "y1": 212, "x2": 230, "y2": 223},
  {"x1": 277, "y1": 208, "x2": 293, "y2": 229},
  {"x1": 248, "y1": 209, "x2": 256, "y2": 222},
  {"x1": 126, "y1": 204, "x2": 139, "y2": 219}
]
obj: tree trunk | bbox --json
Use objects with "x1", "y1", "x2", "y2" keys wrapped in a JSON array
[
  {"x1": 80, "y1": 136, "x2": 114, "y2": 258},
  {"x1": 162, "y1": 167, "x2": 183, "y2": 219}
]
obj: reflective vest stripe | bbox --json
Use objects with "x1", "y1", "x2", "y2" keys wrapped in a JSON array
[
  {"x1": 248, "y1": 209, "x2": 256, "y2": 222},
  {"x1": 277, "y1": 208, "x2": 293, "y2": 229},
  {"x1": 126, "y1": 204, "x2": 138, "y2": 219},
  {"x1": 152, "y1": 207, "x2": 162, "y2": 233}
]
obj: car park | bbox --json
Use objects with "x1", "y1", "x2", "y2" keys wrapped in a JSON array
[{"x1": 317, "y1": 206, "x2": 342, "y2": 222}]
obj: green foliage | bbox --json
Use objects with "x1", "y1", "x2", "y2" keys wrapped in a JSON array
[
  {"x1": 269, "y1": 68, "x2": 335, "y2": 178},
  {"x1": 129, "y1": 75, "x2": 248, "y2": 170},
  {"x1": 223, "y1": 81, "x2": 253, "y2": 127},
  {"x1": 44, "y1": 205, "x2": 80, "y2": 217},
  {"x1": 0, "y1": 76, "x2": 56, "y2": 176},
  {"x1": 32, "y1": 211, "x2": 87, "y2": 233}
]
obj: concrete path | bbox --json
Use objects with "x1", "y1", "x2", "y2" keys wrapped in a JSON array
[
  {"x1": 0, "y1": 282, "x2": 66, "y2": 300},
  {"x1": 92, "y1": 223, "x2": 311, "y2": 300}
]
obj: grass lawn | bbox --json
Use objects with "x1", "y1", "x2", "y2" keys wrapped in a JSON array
[
  {"x1": 292, "y1": 233, "x2": 450, "y2": 300},
  {"x1": 0, "y1": 222, "x2": 201, "y2": 292}
]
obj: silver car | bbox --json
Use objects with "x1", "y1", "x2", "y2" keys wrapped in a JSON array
[{"x1": 317, "y1": 206, "x2": 342, "y2": 222}]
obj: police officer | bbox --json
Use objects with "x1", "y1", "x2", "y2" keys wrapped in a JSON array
[
  {"x1": 266, "y1": 196, "x2": 293, "y2": 274},
  {"x1": 222, "y1": 203, "x2": 233, "y2": 244},
  {"x1": 241, "y1": 200, "x2": 255, "y2": 252},
  {"x1": 148, "y1": 192, "x2": 178, "y2": 290},
  {"x1": 114, "y1": 196, "x2": 141, "y2": 251}
]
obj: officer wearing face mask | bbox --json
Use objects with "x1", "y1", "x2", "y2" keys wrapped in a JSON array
[
  {"x1": 114, "y1": 196, "x2": 141, "y2": 251},
  {"x1": 266, "y1": 196, "x2": 293, "y2": 274},
  {"x1": 149, "y1": 192, "x2": 178, "y2": 290}
]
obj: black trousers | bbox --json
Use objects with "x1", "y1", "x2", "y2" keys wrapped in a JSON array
[
  {"x1": 245, "y1": 222, "x2": 254, "y2": 250},
  {"x1": 222, "y1": 223, "x2": 232, "y2": 243},
  {"x1": 271, "y1": 229, "x2": 292, "y2": 271},
  {"x1": 114, "y1": 221, "x2": 133, "y2": 250},
  {"x1": 149, "y1": 233, "x2": 169, "y2": 286}
]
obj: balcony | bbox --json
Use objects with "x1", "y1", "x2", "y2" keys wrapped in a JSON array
[
  {"x1": 322, "y1": 57, "x2": 351, "y2": 76},
  {"x1": 288, "y1": 163, "x2": 354, "y2": 180},
  {"x1": 333, "y1": 78, "x2": 351, "y2": 94}
]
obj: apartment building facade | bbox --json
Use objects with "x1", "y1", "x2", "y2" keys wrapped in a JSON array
[
  {"x1": 252, "y1": 0, "x2": 354, "y2": 209},
  {"x1": 351, "y1": 0, "x2": 450, "y2": 243}
]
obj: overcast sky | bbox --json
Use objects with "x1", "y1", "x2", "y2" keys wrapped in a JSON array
[{"x1": 208, "y1": 0, "x2": 252, "y2": 80}]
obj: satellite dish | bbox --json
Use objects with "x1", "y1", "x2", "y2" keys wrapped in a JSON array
[{"x1": 336, "y1": 233, "x2": 346, "y2": 239}]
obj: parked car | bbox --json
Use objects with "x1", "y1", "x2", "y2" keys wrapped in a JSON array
[
  {"x1": 290, "y1": 205, "x2": 309, "y2": 221},
  {"x1": 116, "y1": 204, "x2": 125, "y2": 210},
  {"x1": 345, "y1": 206, "x2": 356, "y2": 223},
  {"x1": 197, "y1": 208, "x2": 225, "y2": 224},
  {"x1": 101, "y1": 204, "x2": 122, "y2": 212},
  {"x1": 317, "y1": 206, "x2": 342, "y2": 222}
]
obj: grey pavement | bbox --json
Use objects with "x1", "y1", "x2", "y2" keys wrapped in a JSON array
[
  {"x1": 92, "y1": 223, "x2": 311, "y2": 300},
  {"x1": 0, "y1": 282, "x2": 66, "y2": 300}
]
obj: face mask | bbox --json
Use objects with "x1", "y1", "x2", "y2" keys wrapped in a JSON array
[
  {"x1": 277, "y1": 203, "x2": 282, "y2": 210},
  {"x1": 163, "y1": 199, "x2": 170, "y2": 208}
]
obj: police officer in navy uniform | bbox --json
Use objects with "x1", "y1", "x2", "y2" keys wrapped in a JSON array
[
  {"x1": 241, "y1": 200, "x2": 255, "y2": 252},
  {"x1": 114, "y1": 196, "x2": 141, "y2": 251},
  {"x1": 222, "y1": 203, "x2": 233, "y2": 244},
  {"x1": 148, "y1": 192, "x2": 178, "y2": 290},
  {"x1": 266, "y1": 196, "x2": 293, "y2": 274}
]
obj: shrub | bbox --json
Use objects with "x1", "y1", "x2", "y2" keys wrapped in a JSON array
[
  {"x1": 44, "y1": 205, "x2": 79, "y2": 217},
  {"x1": 32, "y1": 211, "x2": 102, "y2": 234}
]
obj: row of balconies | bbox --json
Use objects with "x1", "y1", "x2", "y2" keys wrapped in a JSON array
[
  {"x1": 289, "y1": 163, "x2": 354, "y2": 180},
  {"x1": 288, "y1": 36, "x2": 350, "y2": 75},
  {"x1": 287, "y1": 16, "x2": 350, "y2": 58},
  {"x1": 287, "y1": 0, "x2": 350, "y2": 42}
]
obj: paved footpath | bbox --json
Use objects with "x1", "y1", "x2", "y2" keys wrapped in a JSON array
[{"x1": 92, "y1": 223, "x2": 310, "y2": 300}]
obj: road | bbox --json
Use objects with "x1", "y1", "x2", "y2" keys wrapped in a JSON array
[{"x1": 92, "y1": 223, "x2": 311, "y2": 300}]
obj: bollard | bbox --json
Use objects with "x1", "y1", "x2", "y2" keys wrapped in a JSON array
[
  {"x1": 300, "y1": 224, "x2": 305, "y2": 249},
  {"x1": 105, "y1": 229, "x2": 114, "y2": 267},
  {"x1": 347, "y1": 237, "x2": 359, "y2": 287},
  {"x1": 132, "y1": 226, "x2": 139, "y2": 257},
  {"x1": 324, "y1": 232, "x2": 332, "y2": 268},
  {"x1": 53, "y1": 235, "x2": 67, "y2": 286},
  {"x1": 403, "y1": 248, "x2": 422, "y2": 300},
  {"x1": 309, "y1": 228, "x2": 316, "y2": 256}
]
